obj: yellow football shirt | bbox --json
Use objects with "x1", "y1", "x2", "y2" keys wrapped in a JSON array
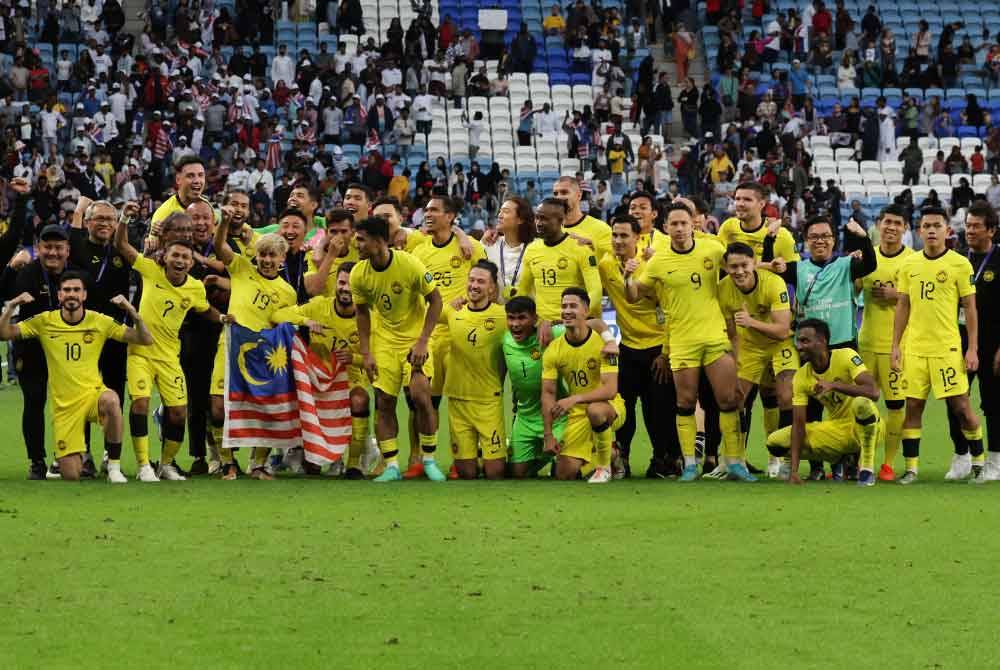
[
  {"x1": 350, "y1": 249, "x2": 437, "y2": 348},
  {"x1": 542, "y1": 328, "x2": 619, "y2": 418},
  {"x1": 225, "y1": 254, "x2": 298, "y2": 331},
  {"x1": 151, "y1": 194, "x2": 188, "y2": 225},
  {"x1": 131, "y1": 255, "x2": 210, "y2": 362},
  {"x1": 517, "y1": 234, "x2": 602, "y2": 320},
  {"x1": 637, "y1": 238, "x2": 728, "y2": 348},
  {"x1": 638, "y1": 229, "x2": 670, "y2": 255},
  {"x1": 897, "y1": 249, "x2": 975, "y2": 357},
  {"x1": 598, "y1": 254, "x2": 663, "y2": 350},
  {"x1": 792, "y1": 348, "x2": 868, "y2": 421},
  {"x1": 718, "y1": 217, "x2": 800, "y2": 262},
  {"x1": 304, "y1": 245, "x2": 362, "y2": 297},
  {"x1": 440, "y1": 302, "x2": 507, "y2": 401},
  {"x1": 565, "y1": 214, "x2": 612, "y2": 259},
  {"x1": 858, "y1": 245, "x2": 914, "y2": 354},
  {"x1": 273, "y1": 296, "x2": 362, "y2": 366},
  {"x1": 400, "y1": 228, "x2": 429, "y2": 251},
  {"x1": 18, "y1": 310, "x2": 126, "y2": 410},
  {"x1": 717, "y1": 269, "x2": 790, "y2": 353},
  {"x1": 412, "y1": 232, "x2": 487, "y2": 310}
]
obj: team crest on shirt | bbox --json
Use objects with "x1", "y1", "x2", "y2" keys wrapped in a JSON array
[
  {"x1": 57, "y1": 440, "x2": 66, "y2": 451},
  {"x1": 424, "y1": 272, "x2": 433, "y2": 283},
  {"x1": 349, "y1": 332, "x2": 360, "y2": 344},
  {"x1": 391, "y1": 281, "x2": 403, "y2": 294},
  {"x1": 181, "y1": 298, "x2": 191, "y2": 310},
  {"x1": 703, "y1": 258, "x2": 714, "y2": 271},
  {"x1": 986, "y1": 271, "x2": 995, "y2": 283},
  {"x1": 449, "y1": 256, "x2": 462, "y2": 269},
  {"x1": 851, "y1": 355, "x2": 863, "y2": 366},
  {"x1": 936, "y1": 271, "x2": 948, "y2": 283},
  {"x1": 83, "y1": 332, "x2": 94, "y2": 344},
  {"x1": 484, "y1": 318, "x2": 496, "y2": 331},
  {"x1": 530, "y1": 348, "x2": 541, "y2": 360},
  {"x1": 557, "y1": 257, "x2": 569, "y2": 270},
  {"x1": 112, "y1": 256, "x2": 124, "y2": 268},
  {"x1": 779, "y1": 291, "x2": 788, "y2": 303},
  {"x1": 137, "y1": 379, "x2": 147, "y2": 390},
  {"x1": 586, "y1": 358, "x2": 599, "y2": 370}
]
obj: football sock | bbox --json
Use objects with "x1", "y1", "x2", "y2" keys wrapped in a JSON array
[
  {"x1": 884, "y1": 401, "x2": 905, "y2": 466},
  {"x1": 778, "y1": 408, "x2": 793, "y2": 429},
  {"x1": 594, "y1": 421, "x2": 613, "y2": 469},
  {"x1": 964, "y1": 425, "x2": 985, "y2": 463},
  {"x1": 380, "y1": 438, "x2": 400, "y2": 468},
  {"x1": 902, "y1": 426, "x2": 921, "y2": 473},
  {"x1": 853, "y1": 398, "x2": 879, "y2": 471},
  {"x1": 763, "y1": 402, "x2": 779, "y2": 438},
  {"x1": 105, "y1": 440, "x2": 122, "y2": 466},
  {"x1": 419, "y1": 433, "x2": 437, "y2": 462},
  {"x1": 253, "y1": 448, "x2": 270, "y2": 467},
  {"x1": 162, "y1": 419, "x2": 185, "y2": 466},
  {"x1": 719, "y1": 409, "x2": 743, "y2": 461},
  {"x1": 129, "y1": 412, "x2": 150, "y2": 466},
  {"x1": 676, "y1": 406, "x2": 697, "y2": 461},
  {"x1": 348, "y1": 415, "x2": 368, "y2": 469}
]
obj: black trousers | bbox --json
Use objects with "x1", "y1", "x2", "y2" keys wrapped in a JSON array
[
  {"x1": 616, "y1": 344, "x2": 680, "y2": 462},
  {"x1": 83, "y1": 339, "x2": 128, "y2": 453},
  {"x1": 15, "y1": 341, "x2": 47, "y2": 462},
  {"x1": 181, "y1": 324, "x2": 220, "y2": 458},
  {"x1": 699, "y1": 370, "x2": 721, "y2": 460},
  {"x1": 948, "y1": 343, "x2": 1000, "y2": 452}
]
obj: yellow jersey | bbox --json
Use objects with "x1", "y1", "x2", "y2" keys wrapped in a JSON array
[
  {"x1": 18, "y1": 310, "x2": 126, "y2": 410},
  {"x1": 565, "y1": 213, "x2": 612, "y2": 259},
  {"x1": 131, "y1": 255, "x2": 210, "y2": 362},
  {"x1": 517, "y1": 234, "x2": 602, "y2": 320},
  {"x1": 440, "y1": 302, "x2": 507, "y2": 401},
  {"x1": 717, "y1": 269, "x2": 791, "y2": 353},
  {"x1": 718, "y1": 217, "x2": 800, "y2": 262},
  {"x1": 598, "y1": 253, "x2": 664, "y2": 350},
  {"x1": 350, "y1": 249, "x2": 437, "y2": 349},
  {"x1": 897, "y1": 249, "x2": 975, "y2": 357},
  {"x1": 412, "y1": 232, "x2": 487, "y2": 312},
  {"x1": 151, "y1": 194, "x2": 190, "y2": 225},
  {"x1": 304, "y1": 245, "x2": 362, "y2": 297},
  {"x1": 637, "y1": 237, "x2": 728, "y2": 347},
  {"x1": 792, "y1": 348, "x2": 868, "y2": 421},
  {"x1": 398, "y1": 228, "x2": 429, "y2": 252},
  {"x1": 542, "y1": 328, "x2": 620, "y2": 418},
  {"x1": 638, "y1": 228, "x2": 670, "y2": 255},
  {"x1": 225, "y1": 254, "x2": 298, "y2": 331},
  {"x1": 858, "y1": 245, "x2": 914, "y2": 354},
  {"x1": 273, "y1": 296, "x2": 363, "y2": 368}
]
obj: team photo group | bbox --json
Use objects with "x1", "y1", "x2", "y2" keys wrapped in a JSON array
[{"x1": 5, "y1": 153, "x2": 997, "y2": 488}]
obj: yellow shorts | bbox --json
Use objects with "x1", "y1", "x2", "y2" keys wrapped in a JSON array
[
  {"x1": 560, "y1": 395, "x2": 626, "y2": 462},
  {"x1": 429, "y1": 335, "x2": 450, "y2": 397},
  {"x1": 347, "y1": 365, "x2": 368, "y2": 390},
  {"x1": 669, "y1": 339, "x2": 731, "y2": 372},
  {"x1": 767, "y1": 417, "x2": 884, "y2": 463},
  {"x1": 860, "y1": 350, "x2": 904, "y2": 402},
  {"x1": 902, "y1": 350, "x2": 968, "y2": 400},
  {"x1": 127, "y1": 354, "x2": 187, "y2": 406},
  {"x1": 210, "y1": 332, "x2": 226, "y2": 396},
  {"x1": 371, "y1": 342, "x2": 435, "y2": 398},
  {"x1": 53, "y1": 387, "x2": 107, "y2": 458},
  {"x1": 449, "y1": 397, "x2": 506, "y2": 461},
  {"x1": 739, "y1": 340, "x2": 799, "y2": 385}
]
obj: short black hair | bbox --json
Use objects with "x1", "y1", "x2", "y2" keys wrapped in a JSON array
[
  {"x1": 611, "y1": 214, "x2": 641, "y2": 234},
  {"x1": 326, "y1": 208, "x2": 355, "y2": 226},
  {"x1": 428, "y1": 194, "x2": 460, "y2": 215},
  {"x1": 505, "y1": 295, "x2": 537, "y2": 315},
  {"x1": 337, "y1": 260, "x2": 356, "y2": 275},
  {"x1": 291, "y1": 179, "x2": 322, "y2": 204},
  {"x1": 277, "y1": 207, "x2": 309, "y2": 227},
  {"x1": 724, "y1": 242, "x2": 756, "y2": 261},
  {"x1": 355, "y1": 216, "x2": 390, "y2": 241},
  {"x1": 59, "y1": 270, "x2": 88, "y2": 288},
  {"x1": 665, "y1": 201, "x2": 693, "y2": 217},
  {"x1": 561, "y1": 286, "x2": 590, "y2": 306},
  {"x1": 687, "y1": 195, "x2": 710, "y2": 215},
  {"x1": 539, "y1": 197, "x2": 569, "y2": 214},
  {"x1": 629, "y1": 191, "x2": 656, "y2": 209},
  {"x1": 735, "y1": 181, "x2": 767, "y2": 199},
  {"x1": 878, "y1": 203, "x2": 908, "y2": 222},
  {"x1": 346, "y1": 182, "x2": 374, "y2": 202},
  {"x1": 224, "y1": 188, "x2": 249, "y2": 203},
  {"x1": 163, "y1": 239, "x2": 195, "y2": 254},
  {"x1": 472, "y1": 259, "x2": 499, "y2": 284},
  {"x1": 919, "y1": 205, "x2": 949, "y2": 221},
  {"x1": 798, "y1": 318, "x2": 831, "y2": 343},
  {"x1": 373, "y1": 196, "x2": 402, "y2": 213},
  {"x1": 174, "y1": 155, "x2": 205, "y2": 172},
  {"x1": 967, "y1": 200, "x2": 998, "y2": 230},
  {"x1": 803, "y1": 215, "x2": 834, "y2": 236}
]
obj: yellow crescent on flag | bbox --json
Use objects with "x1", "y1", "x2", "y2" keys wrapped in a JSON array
[{"x1": 238, "y1": 341, "x2": 269, "y2": 386}]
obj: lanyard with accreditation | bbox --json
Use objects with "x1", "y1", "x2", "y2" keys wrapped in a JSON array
[{"x1": 959, "y1": 245, "x2": 995, "y2": 326}]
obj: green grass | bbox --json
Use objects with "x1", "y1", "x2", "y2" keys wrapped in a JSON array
[{"x1": 1, "y1": 381, "x2": 999, "y2": 670}]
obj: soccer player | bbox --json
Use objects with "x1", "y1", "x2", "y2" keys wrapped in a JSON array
[
  {"x1": 766, "y1": 319, "x2": 883, "y2": 486},
  {"x1": 892, "y1": 206, "x2": 983, "y2": 485},
  {"x1": 600, "y1": 214, "x2": 679, "y2": 477},
  {"x1": 947, "y1": 201, "x2": 1000, "y2": 482},
  {"x1": 517, "y1": 198, "x2": 602, "y2": 323},
  {"x1": 541, "y1": 287, "x2": 625, "y2": 483},
  {"x1": 115, "y1": 212, "x2": 216, "y2": 482},
  {"x1": 151, "y1": 155, "x2": 205, "y2": 226},
  {"x1": 552, "y1": 176, "x2": 612, "y2": 259},
  {"x1": 717, "y1": 242, "x2": 797, "y2": 475},
  {"x1": 627, "y1": 202, "x2": 752, "y2": 482},
  {"x1": 718, "y1": 182, "x2": 798, "y2": 263},
  {"x1": 627, "y1": 192, "x2": 668, "y2": 256},
  {"x1": 0, "y1": 273, "x2": 153, "y2": 482},
  {"x1": 350, "y1": 216, "x2": 445, "y2": 482},
  {"x1": 438, "y1": 260, "x2": 508, "y2": 479},
  {"x1": 304, "y1": 208, "x2": 358, "y2": 297},
  {"x1": 342, "y1": 182, "x2": 374, "y2": 220},
  {"x1": 210, "y1": 207, "x2": 299, "y2": 480},
  {"x1": 274, "y1": 261, "x2": 374, "y2": 479},
  {"x1": 856, "y1": 205, "x2": 914, "y2": 481}
]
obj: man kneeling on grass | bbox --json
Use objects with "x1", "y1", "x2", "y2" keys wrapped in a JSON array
[{"x1": 766, "y1": 318, "x2": 883, "y2": 486}]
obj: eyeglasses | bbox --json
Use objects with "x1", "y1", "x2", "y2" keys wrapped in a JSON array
[{"x1": 806, "y1": 233, "x2": 834, "y2": 241}]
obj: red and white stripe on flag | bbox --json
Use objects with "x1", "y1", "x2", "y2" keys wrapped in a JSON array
[{"x1": 291, "y1": 335, "x2": 351, "y2": 466}]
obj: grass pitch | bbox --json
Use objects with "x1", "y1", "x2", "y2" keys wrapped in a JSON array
[{"x1": 1, "y1": 382, "x2": 999, "y2": 670}]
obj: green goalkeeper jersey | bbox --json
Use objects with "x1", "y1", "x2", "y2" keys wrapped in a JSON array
[{"x1": 502, "y1": 325, "x2": 566, "y2": 421}]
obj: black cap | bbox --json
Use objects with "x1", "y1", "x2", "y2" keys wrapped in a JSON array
[{"x1": 39, "y1": 224, "x2": 69, "y2": 241}]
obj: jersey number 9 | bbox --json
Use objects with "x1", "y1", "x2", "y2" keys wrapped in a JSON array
[{"x1": 690, "y1": 272, "x2": 702, "y2": 289}]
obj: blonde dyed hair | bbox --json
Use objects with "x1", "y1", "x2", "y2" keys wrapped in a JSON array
[{"x1": 255, "y1": 232, "x2": 289, "y2": 257}]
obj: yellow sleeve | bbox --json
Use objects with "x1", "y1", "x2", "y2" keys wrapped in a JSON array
[
  {"x1": 411, "y1": 256, "x2": 436, "y2": 297},
  {"x1": 957, "y1": 257, "x2": 976, "y2": 297},
  {"x1": 541, "y1": 342, "x2": 559, "y2": 381},
  {"x1": 774, "y1": 228, "x2": 800, "y2": 261},
  {"x1": 897, "y1": 258, "x2": 912, "y2": 296},
  {"x1": 226, "y1": 253, "x2": 250, "y2": 279},
  {"x1": 192, "y1": 285, "x2": 210, "y2": 313},
  {"x1": 133, "y1": 254, "x2": 157, "y2": 278},
  {"x1": 845, "y1": 350, "x2": 869, "y2": 382},
  {"x1": 516, "y1": 247, "x2": 535, "y2": 297},
  {"x1": 272, "y1": 304, "x2": 308, "y2": 326},
  {"x1": 768, "y1": 274, "x2": 791, "y2": 312},
  {"x1": 580, "y1": 247, "x2": 603, "y2": 317},
  {"x1": 16, "y1": 313, "x2": 44, "y2": 340},
  {"x1": 600, "y1": 350, "x2": 620, "y2": 376},
  {"x1": 792, "y1": 367, "x2": 810, "y2": 407},
  {"x1": 349, "y1": 264, "x2": 368, "y2": 306},
  {"x1": 104, "y1": 317, "x2": 127, "y2": 343},
  {"x1": 438, "y1": 304, "x2": 453, "y2": 326},
  {"x1": 472, "y1": 239, "x2": 488, "y2": 262}
]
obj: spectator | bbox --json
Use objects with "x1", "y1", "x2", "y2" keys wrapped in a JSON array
[
  {"x1": 509, "y1": 23, "x2": 538, "y2": 74},
  {"x1": 899, "y1": 137, "x2": 923, "y2": 185},
  {"x1": 945, "y1": 146, "x2": 969, "y2": 175},
  {"x1": 931, "y1": 150, "x2": 947, "y2": 174},
  {"x1": 517, "y1": 100, "x2": 538, "y2": 147},
  {"x1": 678, "y1": 78, "x2": 699, "y2": 138},
  {"x1": 673, "y1": 25, "x2": 695, "y2": 83},
  {"x1": 951, "y1": 178, "x2": 976, "y2": 212},
  {"x1": 543, "y1": 4, "x2": 566, "y2": 35}
]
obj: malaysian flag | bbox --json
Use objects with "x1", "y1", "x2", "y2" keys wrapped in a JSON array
[{"x1": 224, "y1": 323, "x2": 351, "y2": 465}]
